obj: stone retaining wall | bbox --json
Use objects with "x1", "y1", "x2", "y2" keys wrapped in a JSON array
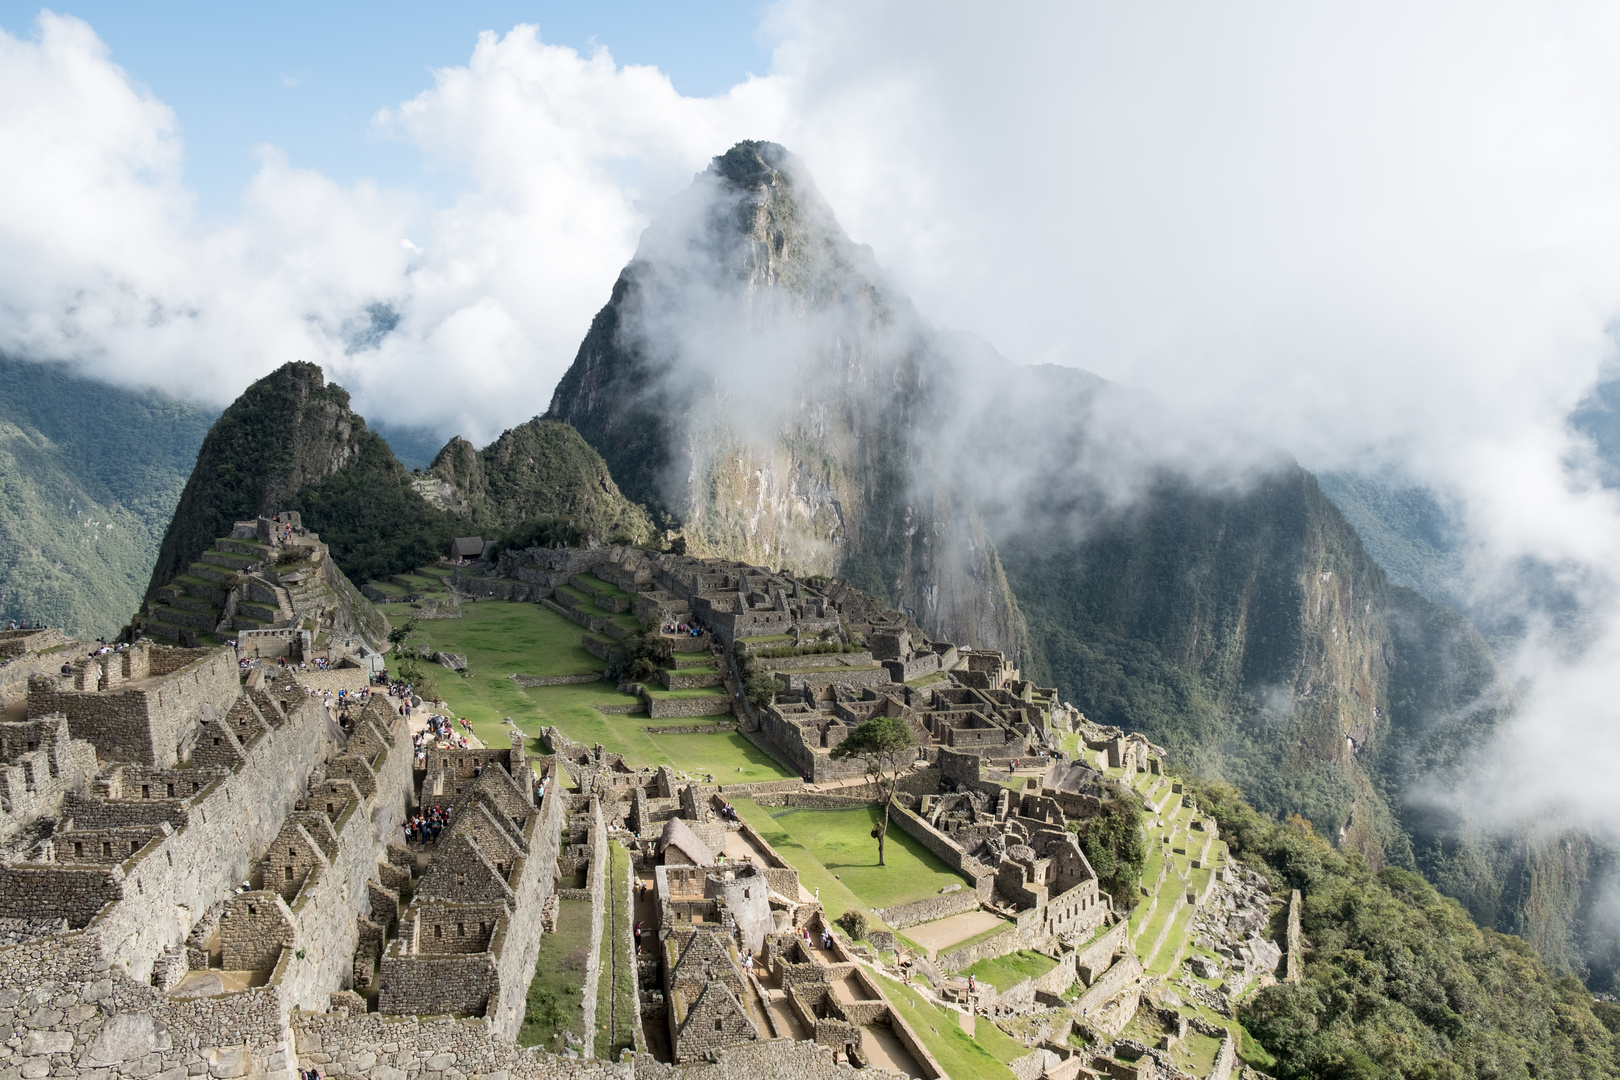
[
  {"x1": 1073, "y1": 952, "x2": 1143, "y2": 1016},
  {"x1": 512, "y1": 673, "x2": 604, "y2": 687},
  {"x1": 938, "y1": 925, "x2": 1021, "y2": 971},
  {"x1": 876, "y1": 886, "x2": 981, "y2": 930},
  {"x1": 643, "y1": 694, "x2": 734, "y2": 719},
  {"x1": 640, "y1": 724, "x2": 735, "y2": 735}
]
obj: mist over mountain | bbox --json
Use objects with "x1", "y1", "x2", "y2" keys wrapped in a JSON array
[{"x1": 545, "y1": 139, "x2": 1620, "y2": 985}]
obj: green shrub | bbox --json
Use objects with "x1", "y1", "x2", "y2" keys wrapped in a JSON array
[{"x1": 838, "y1": 909, "x2": 870, "y2": 941}]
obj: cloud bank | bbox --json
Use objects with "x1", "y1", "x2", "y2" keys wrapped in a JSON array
[{"x1": 7, "y1": 3, "x2": 1620, "y2": 838}]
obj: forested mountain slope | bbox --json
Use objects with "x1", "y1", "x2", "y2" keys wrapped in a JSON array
[{"x1": 0, "y1": 356, "x2": 213, "y2": 638}]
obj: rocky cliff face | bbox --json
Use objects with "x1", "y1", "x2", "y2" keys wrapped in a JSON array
[
  {"x1": 548, "y1": 141, "x2": 1030, "y2": 657},
  {"x1": 545, "y1": 140, "x2": 1523, "y2": 889}
]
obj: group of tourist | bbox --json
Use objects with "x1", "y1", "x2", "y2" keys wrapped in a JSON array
[
  {"x1": 404, "y1": 804, "x2": 453, "y2": 845},
  {"x1": 4, "y1": 618, "x2": 44, "y2": 631},
  {"x1": 662, "y1": 619, "x2": 708, "y2": 639},
  {"x1": 717, "y1": 799, "x2": 740, "y2": 822}
]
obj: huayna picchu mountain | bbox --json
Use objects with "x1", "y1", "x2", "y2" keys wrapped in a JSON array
[
  {"x1": 544, "y1": 140, "x2": 1608, "y2": 984},
  {"x1": 141, "y1": 362, "x2": 661, "y2": 629}
]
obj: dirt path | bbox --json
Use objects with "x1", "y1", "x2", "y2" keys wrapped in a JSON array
[{"x1": 901, "y1": 909, "x2": 1008, "y2": 958}]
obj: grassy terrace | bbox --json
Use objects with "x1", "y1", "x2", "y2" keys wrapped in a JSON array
[
  {"x1": 642, "y1": 685, "x2": 729, "y2": 700},
  {"x1": 574, "y1": 572, "x2": 633, "y2": 599},
  {"x1": 881, "y1": 987, "x2": 1020, "y2": 1079},
  {"x1": 400, "y1": 601, "x2": 789, "y2": 783},
  {"x1": 960, "y1": 949, "x2": 1057, "y2": 993},
  {"x1": 596, "y1": 841, "x2": 637, "y2": 1060},
  {"x1": 730, "y1": 800, "x2": 969, "y2": 926},
  {"x1": 554, "y1": 585, "x2": 639, "y2": 628},
  {"x1": 519, "y1": 897, "x2": 592, "y2": 1049}
]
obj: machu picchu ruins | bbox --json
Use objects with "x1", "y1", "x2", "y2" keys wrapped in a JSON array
[{"x1": 0, "y1": 516, "x2": 1305, "y2": 1080}]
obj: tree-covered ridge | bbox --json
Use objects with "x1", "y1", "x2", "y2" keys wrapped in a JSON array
[
  {"x1": 0, "y1": 356, "x2": 214, "y2": 637},
  {"x1": 421, "y1": 417, "x2": 657, "y2": 547},
  {"x1": 288, "y1": 428, "x2": 460, "y2": 585},
  {"x1": 1189, "y1": 779, "x2": 1620, "y2": 1079}
]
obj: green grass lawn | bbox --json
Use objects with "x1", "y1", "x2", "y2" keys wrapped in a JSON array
[
  {"x1": 730, "y1": 801, "x2": 969, "y2": 922},
  {"x1": 519, "y1": 897, "x2": 592, "y2": 1049},
  {"x1": 596, "y1": 841, "x2": 637, "y2": 1060},
  {"x1": 1147, "y1": 900, "x2": 1198, "y2": 976},
  {"x1": 881, "y1": 986, "x2": 1018, "y2": 1078},
  {"x1": 413, "y1": 601, "x2": 604, "y2": 679},
  {"x1": 960, "y1": 950, "x2": 1057, "y2": 993},
  {"x1": 649, "y1": 731, "x2": 793, "y2": 784},
  {"x1": 574, "y1": 572, "x2": 632, "y2": 599}
]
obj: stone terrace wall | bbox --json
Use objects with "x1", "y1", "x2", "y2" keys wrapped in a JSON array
[
  {"x1": 292, "y1": 1011, "x2": 892, "y2": 1080},
  {"x1": 1075, "y1": 919, "x2": 1128, "y2": 980},
  {"x1": 875, "y1": 886, "x2": 980, "y2": 930},
  {"x1": 29, "y1": 648, "x2": 239, "y2": 767},
  {"x1": 644, "y1": 693, "x2": 734, "y2": 720}
]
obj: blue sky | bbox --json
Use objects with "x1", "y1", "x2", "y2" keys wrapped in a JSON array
[{"x1": 0, "y1": 2, "x2": 771, "y2": 219}]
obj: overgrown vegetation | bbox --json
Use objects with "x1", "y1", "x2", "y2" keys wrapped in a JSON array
[
  {"x1": 1068, "y1": 792, "x2": 1148, "y2": 909},
  {"x1": 426, "y1": 418, "x2": 657, "y2": 548},
  {"x1": 290, "y1": 430, "x2": 459, "y2": 583},
  {"x1": 606, "y1": 627, "x2": 671, "y2": 683},
  {"x1": 1187, "y1": 778, "x2": 1620, "y2": 1079}
]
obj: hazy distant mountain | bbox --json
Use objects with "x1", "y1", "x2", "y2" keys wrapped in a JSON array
[{"x1": 0, "y1": 356, "x2": 214, "y2": 638}]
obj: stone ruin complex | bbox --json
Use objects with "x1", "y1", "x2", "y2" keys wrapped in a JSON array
[
  {"x1": 0, "y1": 540, "x2": 1293, "y2": 1080},
  {"x1": 138, "y1": 513, "x2": 388, "y2": 659}
]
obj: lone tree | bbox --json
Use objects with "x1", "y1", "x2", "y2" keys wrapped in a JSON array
[{"x1": 832, "y1": 715, "x2": 916, "y2": 866}]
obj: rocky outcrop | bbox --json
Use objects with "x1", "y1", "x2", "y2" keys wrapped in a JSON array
[{"x1": 547, "y1": 141, "x2": 1030, "y2": 658}]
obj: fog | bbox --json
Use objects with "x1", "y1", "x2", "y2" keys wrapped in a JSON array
[{"x1": 5, "y1": 4, "x2": 1620, "y2": 850}]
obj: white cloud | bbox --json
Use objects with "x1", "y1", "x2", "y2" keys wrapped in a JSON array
[
  {"x1": 8, "y1": 3, "x2": 1620, "y2": 834},
  {"x1": 0, "y1": 15, "x2": 784, "y2": 441}
]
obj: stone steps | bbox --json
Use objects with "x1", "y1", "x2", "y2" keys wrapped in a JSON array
[{"x1": 235, "y1": 602, "x2": 280, "y2": 623}]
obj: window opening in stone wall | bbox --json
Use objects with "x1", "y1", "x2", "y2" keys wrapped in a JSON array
[
  {"x1": 166, "y1": 783, "x2": 175, "y2": 797},
  {"x1": 457, "y1": 923, "x2": 465, "y2": 936},
  {"x1": 248, "y1": 904, "x2": 257, "y2": 915},
  {"x1": 285, "y1": 866, "x2": 294, "y2": 881},
  {"x1": 166, "y1": 851, "x2": 172, "y2": 866},
  {"x1": 141, "y1": 784, "x2": 150, "y2": 799},
  {"x1": 435, "y1": 924, "x2": 443, "y2": 939},
  {"x1": 73, "y1": 842, "x2": 82, "y2": 857},
  {"x1": 715, "y1": 1019, "x2": 723, "y2": 1031},
  {"x1": 135, "y1": 878, "x2": 142, "y2": 894},
  {"x1": 101, "y1": 841, "x2": 111, "y2": 858},
  {"x1": 130, "y1": 840, "x2": 138, "y2": 854}
]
